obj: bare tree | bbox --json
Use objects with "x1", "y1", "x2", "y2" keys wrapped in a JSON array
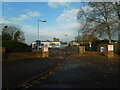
[
  {"x1": 77, "y1": 2, "x2": 120, "y2": 43},
  {"x1": 2, "y1": 25, "x2": 25, "y2": 42},
  {"x1": 75, "y1": 32, "x2": 98, "y2": 45},
  {"x1": 111, "y1": 2, "x2": 120, "y2": 20}
]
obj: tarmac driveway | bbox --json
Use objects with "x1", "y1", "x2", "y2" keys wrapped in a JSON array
[
  {"x1": 2, "y1": 58, "x2": 59, "y2": 88},
  {"x1": 30, "y1": 53, "x2": 119, "y2": 88}
]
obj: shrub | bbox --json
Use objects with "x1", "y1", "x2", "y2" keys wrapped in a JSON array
[{"x1": 2, "y1": 40, "x2": 32, "y2": 52}]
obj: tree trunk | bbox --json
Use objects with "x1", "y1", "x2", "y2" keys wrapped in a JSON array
[{"x1": 107, "y1": 26, "x2": 112, "y2": 44}]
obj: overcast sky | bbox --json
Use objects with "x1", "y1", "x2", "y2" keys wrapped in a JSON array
[{"x1": 1, "y1": 2, "x2": 89, "y2": 44}]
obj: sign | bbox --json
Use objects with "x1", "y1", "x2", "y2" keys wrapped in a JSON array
[
  {"x1": 89, "y1": 41, "x2": 92, "y2": 47},
  {"x1": 100, "y1": 47, "x2": 104, "y2": 52},
  {"x1": 44, "y1": 47, "x2": 48, "y2": 52},
  {"x1": 35, "y1": 40, "x2": 41, "y2": 46},
  {"x1": 89, "y1": 44, "x2": 92, "y2": 47},
  {"x1": 108, "y1": 45, "x2": 114, "y2": 51}
]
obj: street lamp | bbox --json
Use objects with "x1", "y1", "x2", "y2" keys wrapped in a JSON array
[
  {"x1": 65, "y1": 34, "x2": 67, "y2": 42},
  {"x1": 36, "y1": 19, "x2": 46, "y2": 50},
  {"x1": 37, "y1": 19, "x2": 47, "y2": 40}
]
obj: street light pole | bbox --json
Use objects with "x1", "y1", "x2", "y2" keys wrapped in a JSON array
[
  {"x1": 38, "y1": 20, "x2": 40, "y2": 39},
  {"x1": 37, "y1": 19, "x2": 47, "y2": 40},
  {"x1": 36, "y1": 20, "x2": 46, "y2": 50}
]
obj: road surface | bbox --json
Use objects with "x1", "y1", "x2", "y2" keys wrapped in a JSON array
[
  {"x1": 2, "y1": 58, "x2": 60, "y2": 88},
  {"x1": 30, "y1": 53, "x2": 119, "y2": 88}
]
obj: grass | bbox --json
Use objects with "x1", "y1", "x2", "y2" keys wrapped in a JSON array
[{"x1": 2, "y1": 52, "x2": 43, "y2": 62}]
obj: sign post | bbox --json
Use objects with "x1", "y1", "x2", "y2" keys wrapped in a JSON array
[
  {"x1": 89, "y1": 41, "x2": 92, "y2": 51},
  {"x1": 107, "y1": 44, "x2": 114, "y2": 58},
  {"x1": 35, "y1": 38, "x2": 41, "y2": 50},
  {"x1": 100, "y1": 47, "x2": 105, "y2": 52}
]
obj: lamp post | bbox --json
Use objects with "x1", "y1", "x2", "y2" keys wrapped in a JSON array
[
  {"x1": 65, "y1": 34, "x2": 67, "y2": 42},
  {"x1": 36, "y1": 19, "x2": 46, "y2": 50},
  {"x1": 64, "y1": 34, "x2": 68, "y2": 46},
  {"x1": 38, "y1": 20, "x2": 46, "y2": 40},
  {"x1": 38, "y1": 20, "x2": 40, "y2": 40}
]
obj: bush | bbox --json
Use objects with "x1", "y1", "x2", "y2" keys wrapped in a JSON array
[{"x1": 2, "y1": 40, "x2": 32, "y2": 52}]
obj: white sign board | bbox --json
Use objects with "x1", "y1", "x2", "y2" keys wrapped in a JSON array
[
  {"x1": 89, "y1": 44, "x2": 92, "y2": 47},
  {"x1": 100, "y1": 47, "x2": 104, "y2": 52},
  {"x1": 89, "y1": 41, "x2": 92, "y2": 47},
  {"x1": 44, "y1": 47, "x2": 48, "y2": 52},
  {"x1": 108, "y1": 45, "x2": 114, "y2": 51}
]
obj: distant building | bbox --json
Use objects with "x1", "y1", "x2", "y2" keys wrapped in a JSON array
[
  {"x1": 53, "y1": 38, "x2": 59, "y2": 42},
  {"x1": 32, "y1": 42, "x2": 36, "y2": 49},
  {"x1": 32, "y1": 41, "x2": 61, "y2": 49},
  {"x1": 69, "y1": 41, "x2": 79, "y2": 46},
  {"x1": 41, "y1": 41, "x2": 61, "y2": 48},
  {"x1": 61, "y1": 42, "x2": 68, "y2": 47}
]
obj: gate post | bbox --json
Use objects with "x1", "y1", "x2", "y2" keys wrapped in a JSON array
[
  {"x1": 106, "y1": 44, "x2": 114, "y2": 58},
  {"x1": 41, "y1": 47, "x2": 49, "y2": 58},
  {"x1": 79, "y1": 46, "x2": 85, "y2": 54}
]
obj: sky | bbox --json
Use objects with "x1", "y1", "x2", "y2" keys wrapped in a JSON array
[{"x1": 1, "y1": 1, "x2": 88, "y2": 44}]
